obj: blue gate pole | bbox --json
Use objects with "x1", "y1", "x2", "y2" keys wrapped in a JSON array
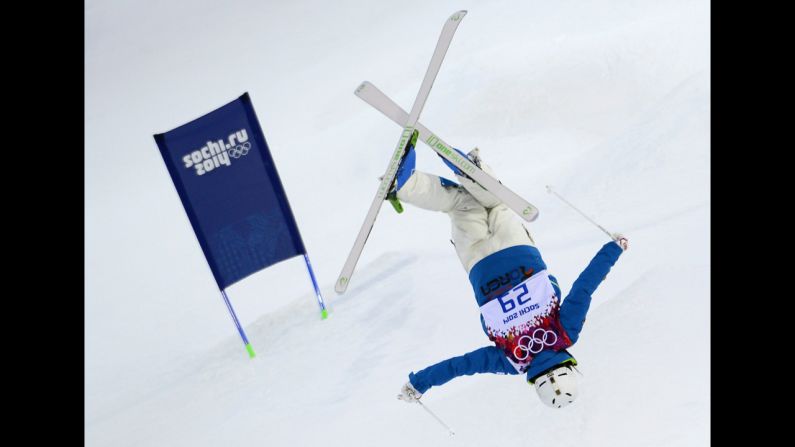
[
  {"x1": 303, "y1": 253, "x2": 328, "y2": 320},
  {"x1": 220, "y1": 289, "x2": 256, "y2": 358}
]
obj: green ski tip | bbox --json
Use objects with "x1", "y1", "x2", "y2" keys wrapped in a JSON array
[
  {"x1": 245, "y1": 343, "x2": 256, "y2": 358},
  {"x1": 321, "y1": 308, "x2": 329, "y2": 320}
]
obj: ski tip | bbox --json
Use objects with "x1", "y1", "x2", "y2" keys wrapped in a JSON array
[
  {"x1": 335, "y1": 277, "x2": 349, "y2": 294},
  {"x1": 545, "y1": 185, "x2": 553, "y2": 193},
  {"x1": 450, "y1": 10, "x2": 467, "y2": 21},
  {"x1": 521, "y1": 206, "x2": 540, "y2": 222},
  {"x1": 354, "y1": 82, "x2": 370, "y2": 95}
]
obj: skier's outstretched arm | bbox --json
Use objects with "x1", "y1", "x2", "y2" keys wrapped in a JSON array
[
  {"x1": 559, "y1": 240, "x2": 625, "y2": 343},
  {"x1": 408, "y1": 345, "x2": 519, "y2": 394}
]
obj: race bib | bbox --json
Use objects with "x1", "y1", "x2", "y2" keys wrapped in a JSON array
[{"x1": 479, "y1": 270, "x2": 572, "y2": 373}]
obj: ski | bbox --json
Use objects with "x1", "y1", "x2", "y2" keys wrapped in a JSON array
[
  {"x1": 354, "y1": 80, "x2": 540, "y2": 222},
  {"x1": 335, "y1": 10, "x2": 467, "y2": 294}
]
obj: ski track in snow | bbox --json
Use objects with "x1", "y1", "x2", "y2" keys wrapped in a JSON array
[{"x1": 86, "y1": 0, "x2": 709, "y2": 445}]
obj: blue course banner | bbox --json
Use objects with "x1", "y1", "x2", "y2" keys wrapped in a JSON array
[{"x1": 154, "y1": 93, "x2": 306, "y2": 289}]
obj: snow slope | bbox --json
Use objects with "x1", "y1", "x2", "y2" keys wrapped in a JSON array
[{"x1": 85, "y1": 0, "x2": 709, "y2": 445}]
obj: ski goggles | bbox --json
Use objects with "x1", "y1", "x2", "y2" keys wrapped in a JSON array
[{"x1": 527, "y1": 357, "x2": 578, "y2": 385}]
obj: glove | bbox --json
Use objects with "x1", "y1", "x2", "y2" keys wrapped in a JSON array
[
  {"x1": 612, "y1": 233, "x2": 629, "y2": 251},
  {"x1": 397, "y1": 381, "x2": 422, "y2": 403}
]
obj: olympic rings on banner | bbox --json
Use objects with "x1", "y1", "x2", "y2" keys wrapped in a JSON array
[{"x1": 228, "y1": 141, "x2": 251, "y2": 159}]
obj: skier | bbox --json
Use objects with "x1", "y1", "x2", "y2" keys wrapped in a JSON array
[{"x1": 391, "y1": 142, "x2": 628, "y2": 409}]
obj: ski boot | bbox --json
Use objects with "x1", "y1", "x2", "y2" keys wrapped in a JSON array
[
  {"x1": 384, "y1": 129, "x2": 419, "y2": 213},
  {"x1": 437, "y1": 146, "x2": 483, "y2": 181}
]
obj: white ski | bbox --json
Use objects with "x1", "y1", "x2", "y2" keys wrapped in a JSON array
[
  {"x1": 335, "y1": 10, "x2": 468, "y2": 294},
  {"x1": 354, "y1": 81, "x2": 540, "y2": 222}
]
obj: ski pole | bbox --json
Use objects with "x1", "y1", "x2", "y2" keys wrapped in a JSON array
[
  {"x1": 417, "y1": 400, "x2": 455, "y2": 436},
  {"x1": 546, "y1": 185, "x2": 615, "y2": 240}
]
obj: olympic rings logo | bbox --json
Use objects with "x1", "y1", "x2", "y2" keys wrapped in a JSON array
[
  {"x1": 513, "y1": 328, "x2": 558, "y2": 360},
  {"x1": 228, "y1": 141, "x2": 251, "y2": 159}
]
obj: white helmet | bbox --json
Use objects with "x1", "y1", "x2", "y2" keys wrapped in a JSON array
[{"x1": 532, "y1": 364, "x2": 578, "y2": 409}]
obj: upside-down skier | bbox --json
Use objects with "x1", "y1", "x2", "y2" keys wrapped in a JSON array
[{"x1": 391, "y1": 141, "x2": 628, "y2": 409}]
